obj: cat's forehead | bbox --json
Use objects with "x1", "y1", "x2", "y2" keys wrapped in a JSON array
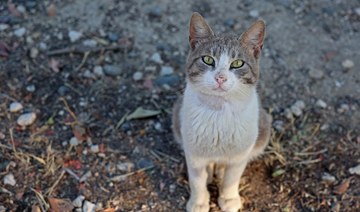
[{"x1": 197, "y1": 34, "x2": 244, "y2": 58}]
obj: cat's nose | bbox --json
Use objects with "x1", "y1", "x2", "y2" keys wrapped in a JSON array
[{"x1": 215, "y1": 74, "x2": 227, "y2": 84}]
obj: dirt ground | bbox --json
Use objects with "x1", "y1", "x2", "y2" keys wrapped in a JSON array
[{"x1": 0, "y1": 0, "x2": 359, "y2": 211}]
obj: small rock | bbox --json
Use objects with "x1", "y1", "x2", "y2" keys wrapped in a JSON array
[
  {"x1": 90, "y1": 145, "x2": 99, "y2": 153},
  {"x1": 30, "y1": 47, "x2": 39, "y2": 58},
  {"x1": 321, "y1": 172, "x2": 336, "y2": 183},
  {"x1": 349, "y1": 164, "x2": 360, "y2": 175},
  {"x1": 160, "y1": 66, "x2": 174, "y2": 76},
  {"x1": 68, "y1": 30, "x2": 82, "y2": 43},
  {"x1": 355, "y1": 8, "x2": 360, "y2": 16},
  {"x1": 0, "y1": 24, "x2": 9, "y2": 31},
  {"x1": 14, "y1": 28, "x2": 26, "y2": 37},
  {"x1": 132, "y1": 71, "x2": 143, "y2": 81},
  {"x1": 17, "y1": 112, "x2": 36, "y2": 126},
  {"x1": 62, "y1": 141, "x2": 68, "y2": 146},
  {"x1": 150, "y1": 52, "x2": 163, "y2": 64},
  {"x1": 249, "y1": 10, "x2": 259, "y2": 18},
  {"x1": 69, "y1": 137, "x2": 80, "y2": 146},
  {"x1": 72, "y1": 195, "x2": 85, "y2": 208},
  {"x1": 0, "y1": 132, "x2": 5, "y2": 140},
  {"x1": 293, "y1": 100, "x2": 305, "y2": 109},
  {"x1": 9, "y1": 102, "x2": 23, "y2": 112},
  {"x1": 83, "y1": 70, "x2": 96, "y2": 79},
  {"x1": 315, "y1": 99, "x2": 327, "y2": 109},
  {"x1": 26, "y1": 36, "x2": 34, "y2": 45},
  {"x1": 57, "y1": 86, "x2": 69, "y2": 96},
  {"x1": 26, "y1": 85, "x2": 36, "y2": 92},
  {"x1": 290, "y1": 100, "x2": 305, "y2": 117},
  {"x1": 16, "y1": 5, "x2": 26, "y2": 14},
  {"x1": 149, "y1": 7, "x2": 162, "y2": 18},
  {"x1": 107, "y1": 33, "x2": 119, "y2": 42},
  {"x1": 337, "y1": 104, "x2": 349, "y2": 113},
  {"x1": 80, "y1": 171, "x2": 92, "y2": 182},
  {"x1": 82, "y1": 201, "x2": 96, "y2": 212},
  {"x1": 341, "y1": 59, "x2": 354, "y2": 70},
  {"x1": 0, "y1": 205, "x2": 6, "y2": 212},
  {"x1": 154, "y1": 122, "x2": 162, "y2": 131},
  {"x1": 117, "y1": 162, "x2": 134, "y2": 172},
  {"x1": 103, "y1": 65, "x2": 121, "y2": 76},
  {"x1": 169, "y1": 184, "x2": 176, "y2": 193},
  {"x1": 309, "y1": 68, "x2": 324, "y2": 79},
  {"x1": 224, "y1": 18, "x2": 235, "y2": 28},
  {"x1": 137, "y1": 158, "x2": 154, "y2": 169},
  {"x1": 273, "y1": 120, "x2": 284, "y2": 132},
  {"x1": 283, "y1": 108, "x2": 293, "y2": 120},
  {"x1": 3, "y1": 173, "x2": 16, "y2": 186},
  {"x1": 154, "y1": 75, "x2": 180, "y2": 86},
  {"x1": 93, "y1": 66, "x2": 104, "y2": 77},
  {"x1": 39, "y1": 42, "x2": 47, "y2": 50},
  {"x1": 320, "y1": 123, "x2": 329, "y2": 131},
  {"x1": 82, "y1": 39, "x2": 97, "y2": 47}
]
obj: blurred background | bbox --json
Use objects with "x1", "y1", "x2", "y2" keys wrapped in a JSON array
[{"x1": 0, "y1": 0, "x2": 359, "y2": 211}]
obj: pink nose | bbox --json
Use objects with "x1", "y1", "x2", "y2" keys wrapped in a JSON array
[{"x1": 215, "y1": 75, "x2": 227, "y2": 84}]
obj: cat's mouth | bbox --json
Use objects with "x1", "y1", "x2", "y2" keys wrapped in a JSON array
[{"x1": 212, "y1": 85, "x2": 228, "y2": 92}]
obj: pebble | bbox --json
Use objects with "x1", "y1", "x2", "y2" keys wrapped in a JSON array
[
  {"x1": 26, "y1": 85, "x2": 36, "y2": 92},
  {"x1": 355, "y1": 8, "x2": 360, "y2": 16},
  {"x1": 39, "y1": 42, "x2": 47, "y2": 50},
  {"x1": 57, "y1": 86, "x2": 69, "y2": 96},
  {"x1": 315, "y1": 99, "x2": 327, "y2": 109},
  {"x1": 337, "y1": 103, "x2": 349, "y2": 113},
  {"x1": 0, "y1": 206, "x2": 6, "y2": 212},
  {"x1": 82, "y1": 39, "x2": 97, "y2": 47},
  {"x1": 14, "y1": 28, "x2": 26, "y2": 37},
  {"x1": 224, "y1": 18, "x2": 235, "y2": 28},
  {"x1": 3, "y1": 173, "x2": 16, "y2": 186},
  {"x1": 17, "y1": 5, "x2": 26, "y2": 14},
  {"x1": 249, "y1": 10, "x2": 259, "y2": 18},
  {"x1": 0, "y1": 24, "x2": 9, "y2": 31},
  {"x1": 290, "y1": 100, "x2": 305, "y2": 117},
  {"x1": 154, "y1": 75, "x2": 180, "y2": 86},
  {"x1": 69, "y1": 137, "x2": 80, "y2": 146},
  {"x1": 80, "y1": 171, "x2": 92, "y2": 182},
  {"x1": 90, "y1": 145, "x2": 99, "y2": 153},
  {"x1": 9, "y1": 102, "x2": 23, "y2": 112},
  {"x1": 103, "y1": 65, "x2": 121, "y2": 76},
  {"x1": 160, "y1": 66, "x2": 174, "y2": 76},
  {"x1": 83, "y1": 70, "x2": 96, "y2": 79},
  {"x1": 83, "y1": 201, "x2": 96, "y2": 212},
  {"x1": 93, "y1": 66, "x2": 104, "y2": 77},
  {"x1": 62, "y1": 141, "x2": 68, "y2": 146},
  {"x1": 30, "y1": 47, "x2": 39, "y2": 58},
  {"x1": 349, "y1": 164, "x2": 360, "y2": 175},
  {"x1": 169, "y1": 184, "x2": 176, "y2": 193},
  {"x1": 107, "y1": 33, "x2": 119, "y2": 42},
  {"x1": 68, "y1": 30, "x2": 82, "y2": 43},
  {"x1": 0, "y1": 132, "x2": 5, "y2": 140},
  {"x1": 72, "y1": 195, "x2": 85, "y2": 208},
  {"x1": 149, "y1": 7, "x2": 162, "y2": 18},
  {"x1": 17, "y1": 112, "x2": 36, "y2": 126},
  {"x1": 283, "y1": 108, "x2": 293, "y2": 120},
  {"x1": 137, "y1": 158, "x2": 154, "y2": 169},
  {"x1": 273, "y1": 120, "x2": 284, "y2": 132},
  {"x1": 321, "y1": 172, "x2": 336, "y2": 183},
  {"x1": 309, "y1": 68, "x2": 324, "y2": 79},
  {"x1": 117, "y1": 162, "x2": 134, "y2": 172},
  {"x1": 132, "y1": 71, "x2": 143, "y2": 81},
  {"x1": 150, "y1": 52, "x2": 163, "y2": 64},
  {"x1": 341, "y1": 59, "x2": 354, "y2": 70}
]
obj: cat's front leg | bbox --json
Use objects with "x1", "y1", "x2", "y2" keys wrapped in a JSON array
[
  {"x1": 218, "y1": 162, "x2": 247, "y2": 212},
  {"x1": 186, "y1": 157, "x2": 210, "y2": 212}
]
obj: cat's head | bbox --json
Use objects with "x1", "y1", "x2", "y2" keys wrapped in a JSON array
[{"x1": 186, "y1": 12, "x2": 265, "y2": 99}]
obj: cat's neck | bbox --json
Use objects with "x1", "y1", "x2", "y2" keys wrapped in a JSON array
[{"x1": 185, "y1": 83, "x2": 257, "y2": 111}]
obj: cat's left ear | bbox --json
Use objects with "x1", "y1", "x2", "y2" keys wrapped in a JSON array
[
  {"x1": 240, "y1": 20, "x2": 265, "y2": 58},
  {"x1": 189, "y1": 12, "x2": 215, "y2": 50}
]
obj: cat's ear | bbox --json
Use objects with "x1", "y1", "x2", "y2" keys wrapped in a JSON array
[
  {"x1": 189, "y1": 12, "x2": 214, "y2": 49},
  {"x1": 240, "y1": 20, "x2": 265, "y2": 58}
]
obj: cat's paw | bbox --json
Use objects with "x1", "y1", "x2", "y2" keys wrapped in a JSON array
[
  {"x1": 218, "y1": 196, "x2": 242, "y2": 212},
  {"x1": 186, "y1": 201, "x2": 210, "y2": 212}
]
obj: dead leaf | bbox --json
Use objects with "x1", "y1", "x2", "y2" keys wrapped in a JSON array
[
  {"x1": 49, "y1": 58, "x2": 60, "y2": 73},
  {"x1": 103, "y1": 208, "x2": 116, "y2": 212},
  {"x1": 7, "y1": 2, "x2": 21, "y2": 17},
  {"x1": 334, "y1": 178, "x2": 352, "y2": 194},
  {"x1": 47, "y1": 4, "x2": 57, "y2": 16},
  {"x1": 126, "y1": 107, "x2": 161, "y2": 121},
  {"x1": 48, "y1": 198, "x2": 74, "y2": 212},
  {"x1": 31, "y1": 205, "x2": 41, "y2": 212}
]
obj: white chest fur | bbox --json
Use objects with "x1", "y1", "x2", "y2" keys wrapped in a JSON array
[{"x1": 181, "y1": 86, "x2": 259, "y2": 161}]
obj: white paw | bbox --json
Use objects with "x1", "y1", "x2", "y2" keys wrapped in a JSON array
[
  {"x1": 218, "y1": 196, "x2": 242, "y2": 212},
  {"x1": 186, "y1": 201, "x2": 210, "y2": 212}
]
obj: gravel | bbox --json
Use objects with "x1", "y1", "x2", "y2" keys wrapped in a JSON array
[
  {"x1": 29, "y1": 47, "x2": 39, "y2": 58},
  {"x1": 72, "y1": 195, "x2": 85, "y2": 208},
  {"x1": 93, "y1": 66, "x2": 104, "y2": 77},
  {"x1": 26, "y1": 85, "x2": 36, "y2": 92},
  {"x1": 3, "y1": 173, "x2": 16, "y2": 186},
  {"x1": 315, "y1": 99, "x2": 327, "y2": 109},
  {"x1": 132, "y1": 71, "x2": 143, "y2": 81},
  {"x1": 70, "y1": 137, "x2": 80, "y2": 146},
  {"x1": 17, "y1": 112, "x2": 36, "y2": 126},
  {"x1": 160, "y1": 66, "x2": 174, "y2": 76},
  {"x1": 68, "y1": 30, "x2": 82, "y2": 42},
  {"x1": 14, "y1": 28, "x2": 26, "y2": 37},
  {"x1": 309, "y1": 68, "x2": 324, "y2": 79},
  {"x1": 82, "y1": 201, "x2": 96, "y2": 212},
  {"x1": 349, "y1": 164, "x2": 360, "y2": 175},
  {"x1": 9, "y1": 102, "x2": 23, "y2": 112},
  {"x1": 150, "y1": 52, "x2": 163, "y2": 64},
  {"x1": 103, "y1": 65, "x2": 121, "y2": 76},
  {"x1": 341, "y1": 59, "x2": 354, "y2": 70},
  {"x1": 290, "y1": 100, "x2": 306, "y2": 117}
]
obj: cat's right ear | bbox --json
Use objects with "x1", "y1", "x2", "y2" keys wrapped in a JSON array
[{"x1": 189, "y1": 12, "x2": 214, "y2": 50}]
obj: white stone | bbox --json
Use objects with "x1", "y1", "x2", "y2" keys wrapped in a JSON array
[
  {"x1": 132, "y1": 71, "x2": 143, "y2": 81},
  {"x1": 0, "y1": 24, "x2": 9, "y2": 31},
  {"x1": 72, "y1": 195, "x2": 85, "y2": 208},
  {"x1": 249, "y1": 10, "x2": 259, "y2": 18},
  {"x1": 80, "y1": 171, "x2": 92, "y2": 182},
  {"x1": 321, "y1": 172, "x2": 336, "y2": 182},
  {"x1": 26, "y1": 85, "x2": 35, "y2": 92},
  {"x1": 349, "y1": 164, "x2": 360, "y2": 175},
  {"x1": 68, "y1": 30, "x2": 82, "y2": 42},
  {"x1": 160, "y1": 66, "x2": 174, "y2": 76},
  {"x1": 14, "y1": 28, "x2": 26, "y2": 37},
  {"x1": 90, "y1": 145, "x2": 99, "y2": 153},
  {"x1": 93, "y1": 66, "x2": 104, "y2": 77},
  {"x1": 117, "y1": 162, "x2": 134, "y2": 172},
  {"x1": 355, "y1": 8, "x2": 360, "y2": 16},
  {"x1": 3, "y1": 173, "x2": 16, "y2": 186},
  {"x1": 315, "y1": 99, "x2": 327, "y2": 109},
  {"x1": 293, "y1": 100, "x2": 305, "y2": 109},
  {"x1": 342, "y1": 59, "x2": 354, "y2": 69},
  {"x1": 290, "y1": 100, "x2": 305, "y2": 117},
  {"x1": 9, "y1": 102, "x2": 23, "y2": 112},
  {"x1": 39, "y1": 42, "x2": 47, "y2": 50},
  {"x1": 82, "y1": 201, "x2": 96, "y2": 212},
  {"x1": 30, "y1": 47, "x2": 39, "y2": 58},
  {"x1": 309, "y1": 68, "x2": 324, "y2": 79},
  {"x1": 16, "y1": 5, "x2": 26, "y2": 14},
  {"x1": 17, "y1": 113, "x2": 36, "y2": 126},
  {"x1": 69, "y1": 137, "x2": 79, "y2": 146},
  {"x1": 82, "y1": 39, "x2": 97, "y2": 47},
  {"x1": 150, "y1": 52, "x2": 163, "y2": 64}
]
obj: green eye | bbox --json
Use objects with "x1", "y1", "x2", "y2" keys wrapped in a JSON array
[
  {"x1": 202, "y1": 56, "x2": 215, "y2": 66},
  {"x1": 230, "y1": 60, "x2": 244, "y2": 69}
]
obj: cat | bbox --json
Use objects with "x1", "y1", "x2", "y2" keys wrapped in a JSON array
[{"x1": 172, "y1": 12, "x2": 272, "y2": 212}]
